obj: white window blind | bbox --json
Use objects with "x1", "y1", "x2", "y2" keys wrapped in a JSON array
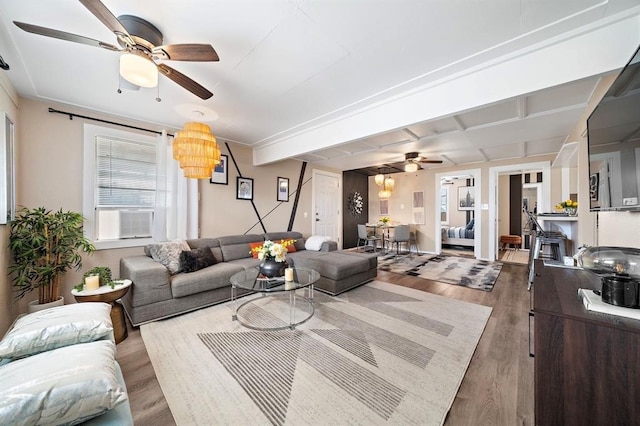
[{"x1": 95, "y1": 135, "x2": 156, "y2": 240}]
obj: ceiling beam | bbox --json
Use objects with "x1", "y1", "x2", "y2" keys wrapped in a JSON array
[
  {"x1": 517, "y1": 96, "x2": 528, "y2": 119},
  {"x1": 452, "y1": 115, "x2": 466, "y2": 131},
  {"x1": 402, "y1": 128, "x2": 420, "y2": 141},
  {"x1": 441, "y1": 154, "x2": 456, "y2": 165}
]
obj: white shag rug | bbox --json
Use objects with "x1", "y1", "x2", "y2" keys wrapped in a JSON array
[{"x1": 141, "y1": 280, "x2": 492, "y2": 425}]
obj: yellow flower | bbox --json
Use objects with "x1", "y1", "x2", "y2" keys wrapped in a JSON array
[
  {"x1": 558, "y1": 199, "x2": 577, "y2": 208},
  {"x1": 250, "y1": 239, "x2": 295, "y2": 263}
]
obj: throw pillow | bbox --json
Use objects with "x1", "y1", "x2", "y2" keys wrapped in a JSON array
[
  {"x1": 305, "y1": 235, "x2": 331, "y2": 251},
  {"x1": 0, "y1": 340, "x2": 128, "y2": 425},
  {"x1": 279, "y1": 239, "x2": 297, "y2": 253},
  {"x1": 0, "y1": 302, "x2": 113, "y2": 360},
  {"x1": 149, "y1": 240, "x2": 191, "y2": 274},
  {"x1": 179, "y1": 247, "x2": 216, "y2": 273},
  {"x1": 249, "y1": 242, "x2": 263, "y2": 259},
  {"x1": 465, "y1": 218, "x2": 475, "y2": 230}
]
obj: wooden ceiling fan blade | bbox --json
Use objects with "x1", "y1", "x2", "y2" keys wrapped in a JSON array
[
  {"x1": 79, "y1": 0, "x2": 134, "y2": 46},
  {"x1": 157, "y1": 63, "x2": 213, "y2": 100},
  {"x1": 419, "y1": 160, "x2": 444, "y2": 163},
  {"x1": 14, "y1": 21, "x2": 120, "y2": 51},
  {"x1": 153, "y1": 44, "x2": 219, "y2": 61}
]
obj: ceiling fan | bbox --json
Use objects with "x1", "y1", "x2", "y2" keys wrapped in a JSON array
[
  {"x1": 403, "y1": 151, "x2": 443, "y2": 172},
  {"x1": 14, "y1": 0, "x2": 218, "y2": 99}
]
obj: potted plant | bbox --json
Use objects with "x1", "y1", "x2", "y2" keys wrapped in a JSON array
[
  {"x1": 9, "y1": 207, "x2": 95, "y2": 309},
  {"x1": 75, "y1": 266, "x2": 117, "y2": 292}
]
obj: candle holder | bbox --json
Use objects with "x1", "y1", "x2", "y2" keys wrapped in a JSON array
[
  {"x1": 85, "y1": 275, "x2": 100, "y2": 291},
  {"x1": 284, "y1": 267, "x2": 294, "y2": 282}
]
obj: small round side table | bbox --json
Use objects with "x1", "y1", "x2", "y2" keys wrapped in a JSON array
[{"x1": 71, "y1": 280, "x2": 132, "y2": 344}]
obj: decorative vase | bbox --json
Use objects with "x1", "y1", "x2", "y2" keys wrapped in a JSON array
[
  {"x1": 259, "y1": 258, "x2": 287, "y2": 278},
  {"x1": 564, "y1": 207, "x2": 577, "y2": 216}
]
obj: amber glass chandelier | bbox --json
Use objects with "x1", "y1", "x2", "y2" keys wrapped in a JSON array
[{"x1": 173, "y1": 122, "x2": 221, "y2": 178}]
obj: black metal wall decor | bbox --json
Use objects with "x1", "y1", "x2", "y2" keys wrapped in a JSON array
[{"x1": 348, "y1": 191, "x2": 363, "y2": 216}]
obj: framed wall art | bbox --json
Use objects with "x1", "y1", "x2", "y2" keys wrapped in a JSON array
[
  {"x1": 458, "y1": 186, "x2": 475, "y2": 211},
  {"x1": 210, "y1": 154, "x2": 228, "y2": 185},
  {"x1": 413, "y1": 191, "x2": 425, "y2": 224},
  {"x1": 277, "y1": 177, "x2": 289, "y2": 202},
  {"x1": 236, "y1": 177, "x2": 253, "y2": 200},
  {"x1": 379, "y1": 199, "x2": 389, "y2": 216}
]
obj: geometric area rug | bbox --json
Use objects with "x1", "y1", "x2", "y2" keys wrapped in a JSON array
[
  {"x1": 377, "y1": 253, "x2": 503, "y2": 292},
  {"x1": 141, "y1": 281, "x2": 492, "y2": 425}
]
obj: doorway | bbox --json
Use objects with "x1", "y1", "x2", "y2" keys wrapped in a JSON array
[
  {"x1": 489, "y1": 161, "x2": 551, "y2": 261},
  {"x1": 434, "y1": 168, "x2": 482, "y2": 259},
  {"x1": 312, "y1": 169, "x2": 342, "y2": 248}
]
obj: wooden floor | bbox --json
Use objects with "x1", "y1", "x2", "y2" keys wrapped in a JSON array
[{"x1": 116, "y1": 262, "x2": 534, "y2": 426}]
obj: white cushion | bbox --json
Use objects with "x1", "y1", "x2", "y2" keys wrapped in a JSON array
[
  {"x1": 0, "y1": 302, "x2": 113, "y2": 360},
  {"x1": 0, "y1": 340, "x2": 128, "y2": 425},
  {"x1": 304, "y1": 235, "x2": 331, "y2": 251},
  {"x1": 149, "y1": 240, "x2": 190, "y2": 274}
]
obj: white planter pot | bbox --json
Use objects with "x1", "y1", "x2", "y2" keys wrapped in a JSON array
[{"x1": 27, "y1": 296, "x2": 64, "y2": 313}]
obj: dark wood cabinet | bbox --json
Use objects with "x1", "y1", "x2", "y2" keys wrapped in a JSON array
[{"x1": 533, "y1": 260, "x2": 640, "y2": 426}]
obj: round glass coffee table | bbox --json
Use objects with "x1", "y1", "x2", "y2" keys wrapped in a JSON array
[{"x1": 230, "y1": 267, "x2": 319, "y2": 331}]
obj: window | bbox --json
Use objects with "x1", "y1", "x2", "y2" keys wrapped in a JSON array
[
  {"x1": 84, "y1": 124, "x2": 158, "y2": 249},
  {"x1": 440, "y1": 186, "x2": 449, "y2": 224},
  {"x1": 1, "y1": 114, "x2": 15, "y2": 224}
]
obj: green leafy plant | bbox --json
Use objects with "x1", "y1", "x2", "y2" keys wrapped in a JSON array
[
  {"x1": 74, "y1": 266, "x2": 114, "y2": 292},
  {"x1": 9, "y1": 207, "x2": 95, "y2": 304}
]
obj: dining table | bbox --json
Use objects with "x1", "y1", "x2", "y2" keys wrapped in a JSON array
[{"x1": 365, "y1": 223, "x2": 397, "y2": 253}]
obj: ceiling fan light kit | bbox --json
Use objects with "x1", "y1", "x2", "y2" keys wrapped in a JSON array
[
  {"x1": 119, "y1": 52, "x2": 157, "y2": 87},
  {"x1": 14, "y1": 0, "x2": 218, "y2": 99},
  {"x1": 404, "y1": 162, "x2": 419, "y2": 173},
  {"x1": 403, "y1": 151, "x2": 443, "y2": 169},
  {"x1": 173, "y1": 122, "x2": 221, "y2": 179}
]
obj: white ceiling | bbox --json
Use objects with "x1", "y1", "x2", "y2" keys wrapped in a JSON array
[{"x1": 1, "y1": 0, "x2": 640, "y2": 172}]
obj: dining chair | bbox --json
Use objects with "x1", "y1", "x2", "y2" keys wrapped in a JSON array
[
  {"x1": 389, "y1": 224, "x2": 411, "y2": 255},
  {"x1": 356, "y1": 224, "x2": 381, "y2": 252},
  {"x1": 409, "y1": 229, "x2": 419, "y2": 254}
]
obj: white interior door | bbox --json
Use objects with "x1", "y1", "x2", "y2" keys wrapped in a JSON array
[{"x1": 313, "y1": 170, "x2": 341, "y2": 247}]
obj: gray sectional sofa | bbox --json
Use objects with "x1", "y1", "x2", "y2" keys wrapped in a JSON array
[{"x1": 120, "y1": 231, "x2": 377, "y2": 326}]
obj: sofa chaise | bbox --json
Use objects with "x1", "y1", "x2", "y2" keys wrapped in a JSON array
[{"x1": 120, "y1": 231, "x2": 377, "y2": 326}]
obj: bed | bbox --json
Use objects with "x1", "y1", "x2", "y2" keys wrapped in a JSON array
[{"x1": 442, "y1": 219, "x2": 475, "y2": 248}]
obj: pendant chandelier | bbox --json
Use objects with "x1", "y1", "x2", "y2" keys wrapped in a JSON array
[
  {"x1": 173, "y1": 122, "x2": 221, "y2": 179},
  {"x1": 375, "y1": 168, "x2": 394, "y2": 198}
]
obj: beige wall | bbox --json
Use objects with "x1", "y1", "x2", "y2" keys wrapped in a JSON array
[
  {"x1": 0, "y1": 71, "x2": 19, "y2": 335},
  {"x1": 2, "y1": 96, "x2": 321, "y2": 334},
  {"x1": 199, "y1": 143, "x2": 314, "y2": 237}
]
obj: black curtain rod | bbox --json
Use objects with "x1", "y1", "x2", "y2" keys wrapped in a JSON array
[{"x1": 48, "y1": 107, "x2": 174, "y2": 137}]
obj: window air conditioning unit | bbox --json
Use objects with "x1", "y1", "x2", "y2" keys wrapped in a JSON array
[{"x1": 119, "y1": 210, "x2": 153, "y2": 238}]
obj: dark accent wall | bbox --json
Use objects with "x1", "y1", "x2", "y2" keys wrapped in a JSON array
[
  {"x1": 509, "y1": 174, "x2": 522, "y2": 235},
  {"x1": 342, "y1": 171, "x2": 369, "y2": 249}
]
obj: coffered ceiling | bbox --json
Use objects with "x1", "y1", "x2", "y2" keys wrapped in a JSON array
[{"x1": 1, "y1": 1, "x2": 639, "y2": 172}]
